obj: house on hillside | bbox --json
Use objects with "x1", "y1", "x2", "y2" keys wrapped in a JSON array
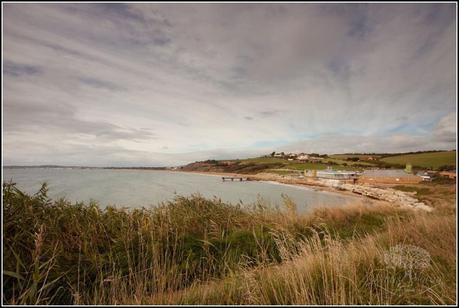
[{"x1": 297, "y1": 154, "x2": 309, "y2": 161}]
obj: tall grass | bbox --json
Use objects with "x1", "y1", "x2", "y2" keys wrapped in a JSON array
[
  {"x1": 169, "y1": 213, "x2": 456, "y2": 305},
  {"x1": 2, "y1": 182, "x2": 455, "y2": 305},
  {"x1": 3, "y1": 182, "x2": 283, "y2": 304}
]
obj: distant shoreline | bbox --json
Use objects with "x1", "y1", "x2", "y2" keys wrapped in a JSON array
[{"x1": 3, "y1": 165, "x2": 169, "y2": 170}]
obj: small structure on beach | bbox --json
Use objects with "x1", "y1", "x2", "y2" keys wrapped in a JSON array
[
  {"x1": 419, "y1": 174, "x2": 433, "y2": 181},
  {"x1": 316, "y1": 169, "x2": 359, "y2": 180},
  {"x1": 222, "y1": 176, "x2": 249, "y2": 182},
  {"x1": 304, "y1": 168, "x2": 359, "y2": 180}
]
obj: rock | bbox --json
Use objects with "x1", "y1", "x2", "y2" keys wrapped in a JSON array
[{"x1": 321, "y1": 182, "x2": 433, "y2": 212}]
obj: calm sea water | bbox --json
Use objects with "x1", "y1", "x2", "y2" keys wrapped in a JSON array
[{"x1": 3, "y1": 168, "x2": 361, "y2": 212}]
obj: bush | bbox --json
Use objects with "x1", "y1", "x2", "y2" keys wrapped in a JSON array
[{"x1": 437, "y1": 165, "x2": 455, "y2": 171}]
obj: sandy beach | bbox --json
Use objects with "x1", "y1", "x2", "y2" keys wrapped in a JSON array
[
  {"x1": 171, "y1": 169, "x2": 435, "y2": 211},
  {"x1": 169, "y1": 169, "x2": 392, "y2": 207}
]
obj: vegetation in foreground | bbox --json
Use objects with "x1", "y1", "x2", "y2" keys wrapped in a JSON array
[{"x1": 2, "y1": 182, "x2": 456, "y2": 305}]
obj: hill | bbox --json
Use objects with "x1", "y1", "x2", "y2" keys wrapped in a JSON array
[{"x1": 380, "y1": 151, "x2": 456, "y2": 170}]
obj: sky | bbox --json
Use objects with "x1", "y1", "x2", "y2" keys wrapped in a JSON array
[{"x1": 2, "y1": 3, "x2": 457, "y2": 166}]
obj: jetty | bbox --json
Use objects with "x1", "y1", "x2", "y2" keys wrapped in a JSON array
[{"x1": 222, "y1": 176, "x2": 249, "y2": 182}]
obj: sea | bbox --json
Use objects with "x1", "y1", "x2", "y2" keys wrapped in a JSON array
[{"x1": 3, "y1": 168, "x2": 362, "y2": 212}]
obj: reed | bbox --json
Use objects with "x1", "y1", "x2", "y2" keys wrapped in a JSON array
[{"x1": 2, "y1": 182, "x2": 455, "y2": 305}]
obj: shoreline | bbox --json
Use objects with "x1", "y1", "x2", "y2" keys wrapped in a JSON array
[
  {"x1": 171, "y1": 169, "x2": 431, "y2": 211},
  {"x1": 170, "y1": 169, "x2": 388, "y2": 206},
  {"x1": 6, "y1": 167, "x2": 431, "y2": 211}
]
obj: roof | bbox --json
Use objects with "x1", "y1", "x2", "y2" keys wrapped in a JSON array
[{"x1": 317, "y1": 170, "x2": 359, "y2": 175}]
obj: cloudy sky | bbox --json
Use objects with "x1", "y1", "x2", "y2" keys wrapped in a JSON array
[{"x1": 3, "y1": 3, "x2": 457, "y2": 166}]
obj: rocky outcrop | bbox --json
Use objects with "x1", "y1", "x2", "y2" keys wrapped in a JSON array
[{"x1": 318, "y1": 179, "x2": 433, "y2": 212}]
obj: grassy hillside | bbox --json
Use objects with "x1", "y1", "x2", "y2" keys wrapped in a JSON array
[
  {"x1": 181, "y1": 157, "x2": 369, "y2": 174},
  {"x1": 3, "y1": 182, "x2": 456, "y2": 305},
  {"x1": 241, "y1": 157, "x2": 372, "y2": 169},
  {"x1": 240, "y1": 157, "x2": 331, "y2": 171},
  {"x1": 330, "y1": 154, "x2": 382, "y2": 160},
  {"x1": 380, "y1": 151, "x2": 456, "y2": 170},
  {"x1": 181, "y1": 151, "x2": 456, "y2": 175}
]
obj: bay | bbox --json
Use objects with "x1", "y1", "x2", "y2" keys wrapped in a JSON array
[{"x1": 3, "y1": 168, "x2": 361, "y2": 212}]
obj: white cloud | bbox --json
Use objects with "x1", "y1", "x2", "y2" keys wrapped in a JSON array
[
  {"x1": 433, "y1": 112, "x2": 456, "y2": 143},
  {"x1": 2, "y1": 3, "x2": 456, "y2": 166}
]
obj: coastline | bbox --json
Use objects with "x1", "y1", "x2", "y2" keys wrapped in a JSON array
[
  {"x1": 171, "y1": 169, "x2": 431, "y2": 211},
  {"x1": 169, "y1": 169, "x2": 388, "y2": 206},
  {"x1": 6, "y1": 167, "x2": 430, "y2": 211},
  {"x1": 169, "y1": 168, "x2": 347, "y2": 194}
]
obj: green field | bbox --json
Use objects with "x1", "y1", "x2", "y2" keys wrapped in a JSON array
[
  {"x1": 380, "y1": 151, "x2": 456, "y2": 170},
  {"x1": 236, "y1": 157, "x2": 364, "y2": 171},
  {"x1": 197, "y1": 151, "x2": 456, "y2": 174},
  {"x1": 330, "y1": 154, "x2": 382, "y2": 160},
  {"x1": 234, "y1": 157, "x2": 327, "y2": 171}
]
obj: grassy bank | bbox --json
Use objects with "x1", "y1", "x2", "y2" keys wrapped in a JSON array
[
  {"x1": 380, "y1": 151, "x2": 456, "y2": 170},
  {"x1": 180, "y1": 157, "x2": 367, "y2": 174},
  {"x1": 2, "y1": 182, "x2": 456, "y2": 305}
]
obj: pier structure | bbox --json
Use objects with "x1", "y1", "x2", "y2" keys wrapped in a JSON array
[{"x1": 222, "y1": 176, "x2": 249, "y2": 182}]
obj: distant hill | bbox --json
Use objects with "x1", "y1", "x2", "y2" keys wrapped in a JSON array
[
  {"x1": 3, "y1": 165, "x2": 167, "y2": 170},
  {"x1": 3, "y1": 165, "x2": 80, "y2": 169}
]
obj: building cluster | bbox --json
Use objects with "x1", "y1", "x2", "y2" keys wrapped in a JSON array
[
  {"x1": 268, "y1": 152, "x2": 456, "y2": 184},
  {"x1": 270, "y1": 152, "x2": 325, "y2": 162},
  {"x1": 304, "y1": 167, "x2": 455, "y2": 183},
  {"x1": 304, "y1": 168, "x2": 360, "y2": 181}
]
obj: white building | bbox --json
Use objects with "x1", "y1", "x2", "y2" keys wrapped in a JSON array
[
  {"x1": 316, "y1": 170, "x2": 359, "y2": 180},
  {"x1": 297, "y1": 154, "x2": 309, "y2": 161},
  {"x1": 416, "y1": 171, "x2": 433, "y2": 181}
]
